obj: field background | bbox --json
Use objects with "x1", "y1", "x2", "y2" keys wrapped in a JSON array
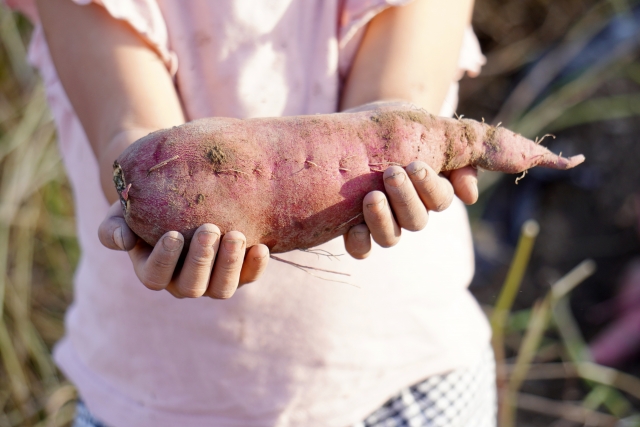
[{"x1": 0, "y1": 0, "x2": 639, "y2": 426}]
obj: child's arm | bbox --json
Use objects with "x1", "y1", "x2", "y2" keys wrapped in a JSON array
[
  {"x1": 36, "y1": 0, "x2": 471, "y2": 298},
  {"x1": 340, "y1": 0, "x2": 478, "y2": 258},
  {"x1": 36, "y1": 0, "x2": 269, "y2": 299}
]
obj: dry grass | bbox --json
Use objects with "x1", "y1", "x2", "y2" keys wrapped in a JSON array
[
  {"x1": 0, "y1": 6, "x2": 77, "y2": 427},
  {"x1": 469, "y1": 1, "x2": 640, "y2": 425},
  {"x1": 488, "y1": 222, "x2": 640, "y2": 425},
  {"x1": 467, "y1": 0, "x2": 640, "y2": 192},
  {"x1": 0, "y1": 1, "x2": 638, "y2": 427}
]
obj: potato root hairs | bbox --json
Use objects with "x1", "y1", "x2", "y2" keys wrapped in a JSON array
[{"x1": 114, "y1": 104, "x2": 584, "y2": 253}]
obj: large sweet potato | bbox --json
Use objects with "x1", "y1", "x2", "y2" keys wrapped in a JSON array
[{"x1": 113, "y1": 104, "x2": 584, "y2": 252}]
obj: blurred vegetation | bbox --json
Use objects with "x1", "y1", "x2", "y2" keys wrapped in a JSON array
[
  {"x1": 0, "y1": 6, "x2": 77, "y2": 427},
  {"x1": 0, "y1": 0, "x2": 639, "y2": 426},
  {"x1": 468, "y1": 0, "x2": 640, "y2": 191},
  {"x1": 490, "y1": 223, "x2": 640, "y2": 427},
  {"x1": 466, "y1": 0, "x2": 640, "y2": 426}
]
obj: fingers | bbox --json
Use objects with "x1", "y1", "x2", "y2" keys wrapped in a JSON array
[
  {"x1": 238, "y1": 244, "x2": 270, "y2": 286},
  {"x1": 205, "y1": 231, "x2": 246, "y2": 299},
  {"x1": 98, "y1": 202, "x2": 138, "y2": 251},
  {"x1": 383, "y1": 166, "x2": 428, "y2": 231},
  {"x1": 447, "y1": 166, "x2": 479, "y2": 205},
  {"x1": 406, "y1": 162, "x2": 455, "y2": 212},
  {"x1": 363, "y1": 190, "x2": 401, "y2": 248},
  {"x1": 173, "y1": 224, "x2": 221, "y2": 298},
  {"x1": 355, "y1": 163, "x2": 459, "y2": 254},
  {"x1": 126, "y1": 225, "x2": 262, "y2": 299},
  {"x1": 343, "y1": 224, "x2": 372, "y2": 259},
  {"x1": 128, "y1": 231, "x2": 184, "y2": 292}
]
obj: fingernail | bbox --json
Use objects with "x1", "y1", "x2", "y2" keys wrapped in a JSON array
[
  {"x1": 162, "y1": 236, "x2": 183, "y2": 251},
  {"x1": 197, "y1": 230, "x2": 219, "y2": 246},
  {"x1": 113, "y1": 227, "x2": 124, "y2": 250},
  {"x1": 385, "y1": 171, "x2": 405, "y2": 187},
  {"x1": 409, "y1": 167, "x2": 427, "y2": 180},
  {"x1": 366, "y1": 198, "x2": 386, "y2": 213},
  {"x1": 223, "y1": 239, "x2": 244, "y2": 252},
  {"x1": 352, "y1": 230, "x2": 368, "y2": 242}
]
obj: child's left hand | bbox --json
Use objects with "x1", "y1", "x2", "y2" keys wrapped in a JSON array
[
  {"x1": 343, "y1": 162, "x2": 477, "y2": 259},
  {"x1": 339, "y1": 102, "x2": 478, "y2": 259}
]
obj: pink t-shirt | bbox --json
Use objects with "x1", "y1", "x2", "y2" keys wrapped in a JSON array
[{"x1": 8, "y1": 1, "x2": 491, "y2": 426}]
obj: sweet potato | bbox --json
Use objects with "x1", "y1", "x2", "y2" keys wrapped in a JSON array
[{"x1": 113, "y1": 104, "x2": 584, "y2": 253}]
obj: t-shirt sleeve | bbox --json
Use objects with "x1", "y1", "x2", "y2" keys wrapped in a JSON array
[{"x1": 4, "y1": 0, "x2": 177, "y2": 75}]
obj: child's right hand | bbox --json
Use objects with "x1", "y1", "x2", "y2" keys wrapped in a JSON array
[
  {"x1": 38, "y1": 0, "x2": 249, "y2": 299},
  {"x1": 98, "y1": 202, "x2": 270, "y2": 299}
]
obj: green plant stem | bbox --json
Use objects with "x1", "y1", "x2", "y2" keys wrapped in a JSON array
[
  {"x1": 553, "y1": 288, "x2": 632, "y2": 417},
  {"x1": 546, "y1": 94, "x2": 640, "y2": 133},
  {"x1": 492, "y1": 219, "x2": 539, "y2": 427},
  {"x1": 491, "y1": 220, "x2": 540, "y2": 335},
  {"x1": 499, "y1": 260, "x2": 597, "y2": 426}
]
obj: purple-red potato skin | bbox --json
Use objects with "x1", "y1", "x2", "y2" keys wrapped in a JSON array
[{"x1": 114, "y1": 105, "x2": 584, "y2": 253}]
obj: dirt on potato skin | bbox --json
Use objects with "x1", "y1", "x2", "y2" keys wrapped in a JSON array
[{"x1": 114, "y1": 105, "x2": 574, "y2": 254}]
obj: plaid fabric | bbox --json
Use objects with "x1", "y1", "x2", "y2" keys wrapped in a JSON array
[
  {"x1": 73, "y1": 400, "x2": 109, "y2": 427},
  {"x1": 354, "y1": 347, "x2": 496, "y2": 427},
  {"x1": 74, "y1": 347, "x2": 496, "y2": 427}
]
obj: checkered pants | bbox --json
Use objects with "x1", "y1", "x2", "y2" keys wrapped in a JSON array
[
  {"x1": 353, "y1": 347, "x2": 496, "y2": 427},
  {"x1": 74, "y1": 347, "x2": 496, "y2": 427},
  {"x1": 73, "y1": 402, "x2": 108, "y2": 427}
]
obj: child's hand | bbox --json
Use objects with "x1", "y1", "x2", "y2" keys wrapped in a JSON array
[
  {"x1": 343, "y1": 163, "x2": 477, "y2": 259},
  {"x1": 338, "y1": 0, "x2": 479, "y2": 260},
  {"x1": 340, "y1": 102, "x2": 478, "y2": 259},
  {"x1": 98, "y1": 202, "x2": 269, "y2": 299}
]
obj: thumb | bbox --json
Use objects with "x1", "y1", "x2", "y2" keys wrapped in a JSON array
[{"x1": 98, "y1": 202, "x2": 138, "y2": 251}]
